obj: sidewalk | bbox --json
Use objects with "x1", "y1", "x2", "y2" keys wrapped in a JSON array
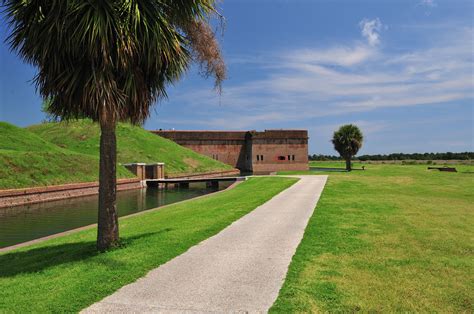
[{"x1": 84, "y1": 175, "x2": 328, "y2": 313}]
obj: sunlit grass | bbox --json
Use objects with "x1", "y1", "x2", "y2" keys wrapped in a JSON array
[
  {"x1": 28, "y1": 120, "x2": 233, "y2": 176},
  {"x1": 0, "y1": 177, "x2": 298, "y2": 312},
  {"x1": 272, "y1": 163, "x2": 473, "y2": 312},
  {"x1": 0, "y1": 120, "x2": 233, "y2": 189}
]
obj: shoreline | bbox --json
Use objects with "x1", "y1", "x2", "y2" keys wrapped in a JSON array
[
  {"x1": 0, "y1": 179, "x2": 244, "y2": 253},
  {"x1": 0, "y1": 169, "x2": 240, "y2": 209}
]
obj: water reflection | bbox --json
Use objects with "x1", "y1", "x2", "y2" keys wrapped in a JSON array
[{"x1": 0, "y1": 182, "x2": 231, "y2": 248}]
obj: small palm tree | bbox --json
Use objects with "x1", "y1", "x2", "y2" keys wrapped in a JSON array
[
  {"x1": 4, "y1": 0, "x2": 226, "y2": 251},
  {"x1": 332, "y1": 124, "x2": 364, "y2": 171}
]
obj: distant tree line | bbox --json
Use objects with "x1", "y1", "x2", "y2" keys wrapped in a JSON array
[
  {"x1": 309, "y1": 152, "x2": 474, "y2": 161},
  {"x1": 309, "y1": 154, "x2": 344, "y2": 161}
]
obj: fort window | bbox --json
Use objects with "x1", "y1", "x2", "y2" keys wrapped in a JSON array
[
  {"x1": 257, "y1": 155, "x2": 260, "y2": 161},
  {"x1": 260, "y1": 155, "x2": 264, "y2": 161},
  {"x1": 288, "y1": 155, "x2": 291, "y2": 161},
  {"x1": 292, "y1": 155, "x2": 295, "y2": 161},
  {"x1": 277, "y1": 156, "x2": 286, "y2": 161}
]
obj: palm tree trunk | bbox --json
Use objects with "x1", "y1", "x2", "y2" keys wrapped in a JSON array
[
  {"x1": 345, "y1": 158, "x2": 352, "y2": 171},
  {"x1": 97, "y1": 113, "x2": 119, "y2": 251}
]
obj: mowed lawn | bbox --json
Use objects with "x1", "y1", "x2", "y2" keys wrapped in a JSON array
[
  {"x1": 0, "y1": 177, "x2": 297, "y2": 312},
  {"x1": 272, "y1": 162, "x2": 473, "y2": 312}
]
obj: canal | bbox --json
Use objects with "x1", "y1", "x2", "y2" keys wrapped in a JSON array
[{"x1": 0, "y1": 182, "x2": 232, "y2": 249}]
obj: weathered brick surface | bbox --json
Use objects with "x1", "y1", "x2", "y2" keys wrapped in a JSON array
[{"x1": 152, "y1": 129, "x2": 309, "y2": 173}]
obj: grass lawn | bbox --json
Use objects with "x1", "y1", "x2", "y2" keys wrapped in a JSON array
[
  {"x1": 272, "y1": 162, "x2": 473, "y2": 312},
  {"x1": 0, "y1": 177, "x2": 297, "y2": 312}
]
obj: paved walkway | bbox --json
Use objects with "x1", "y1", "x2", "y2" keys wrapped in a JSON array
[{"x1": 83, "y1": 175, "x2": 328, "y2": 313}]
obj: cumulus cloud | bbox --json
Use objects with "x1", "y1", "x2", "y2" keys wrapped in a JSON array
[{"x1": 359, "y1": 18, "x2": 383, "y2": 46}]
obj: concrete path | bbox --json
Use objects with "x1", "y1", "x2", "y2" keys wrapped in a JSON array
[{"x1": 83, "y1": 175, "x2": 328, "y2": 313}]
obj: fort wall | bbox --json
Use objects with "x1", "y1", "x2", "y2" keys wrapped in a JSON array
[{"x1": 153, "y1": 129, "x2": 309, "y2": 173}]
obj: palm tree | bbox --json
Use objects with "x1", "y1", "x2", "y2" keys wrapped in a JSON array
[
  {"x1": 332, "y1": 124, "x2": 364, "y2": 171},
  {"x1": 4, "y1": 0, "x2": 226, "y2": 251}
]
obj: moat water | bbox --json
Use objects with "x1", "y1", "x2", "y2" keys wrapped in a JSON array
[{"x1": 0, "y1": 182, "x2": 232, "y2": 249}]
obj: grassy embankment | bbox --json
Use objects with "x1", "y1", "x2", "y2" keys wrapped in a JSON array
[
  {"x1": 28, "y1": 120, "x2": 233, "y2": 176},
  {"x1": 272, "y1": 162, "x2": 473, "y2": 312},
  {"x1": 0, "y1": 177, "x2": 298, "y2": 312},
  {"x1": 0, "y1": 121, "x2": 134, "y2": 189},
  {"x1": 0, "y1": 120, "x2": 232, "y2": 189}
]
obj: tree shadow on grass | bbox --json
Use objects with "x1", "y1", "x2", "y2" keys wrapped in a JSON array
[{"x1": 0, "y1": 229, "x2": 171, "y2": 278}]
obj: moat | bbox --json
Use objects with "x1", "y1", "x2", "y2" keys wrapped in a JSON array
[{"x1": 0, "y1": 182, "x2": 232, "y2": 249}]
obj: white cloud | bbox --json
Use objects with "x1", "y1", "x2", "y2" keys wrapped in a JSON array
[
  {"x1": 359, "y1": 18, "x2": 383, "y2": 46},
  {"x1": 420, "y1": 0, "x2": 436, "y2": 7},
  {"x1": 157, "y1": 25, "x2": 473, "y2": 133},
  {"x1": 286, "y1": 45, "x2": 376, "y2": 67}
]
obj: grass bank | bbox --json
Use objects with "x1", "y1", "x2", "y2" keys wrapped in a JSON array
[
  {"x1": 0, "y1": 177, "x2": 297, "y2": 312},
  {"x1": 29, "y1": 120, "x2": 233, "y2": 176},
  {"x1": 272, "y1": 163, "x2": 473, "y2": 312},
  {"x1": 0, "y1": 120, "x2": 232, "y2": 189},
  {"x1": 0, "y1": 122, "x2": 134, "y2": 189}
]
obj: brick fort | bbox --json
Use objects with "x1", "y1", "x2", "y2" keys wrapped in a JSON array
[{"x1": 152, "y1": 130, "x2": 309, "y2": 173}]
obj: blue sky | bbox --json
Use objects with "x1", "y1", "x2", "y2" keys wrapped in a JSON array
[{"x1": 0, "y1": 0, "x2": 473, "y2": 155}]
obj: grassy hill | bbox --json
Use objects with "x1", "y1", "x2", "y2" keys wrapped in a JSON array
[
  {"x1": 0, "y1": 122, "x2": 134, "y2": 189},
  {"x1": 28, "y1": 120, "x2": 233, "y2": 176},
  {"x1": 0, "y1": 120, "x2": 232, "y2": 190}
]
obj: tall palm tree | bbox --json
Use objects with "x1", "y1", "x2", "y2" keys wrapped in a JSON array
[
  {"x1": 3, "y1": 0, "x2": 226, "y2": 251},
  {"x1": 332, "y1": 124, "x2": 364, "y2": 171}
]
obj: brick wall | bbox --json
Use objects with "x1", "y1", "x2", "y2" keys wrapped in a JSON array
[
  {"x1": 152, "y1": 131, "x2": 250, "y2": 170},
  {"x1": 251, "y1": 142, "x2": 309, "y2": 173},
  {"x1": 153, "y1": 129, "x2": 309, "y2": 173}
]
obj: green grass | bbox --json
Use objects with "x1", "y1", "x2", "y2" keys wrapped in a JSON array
[
  {"x1": 0, "y1": 177, "x2": 298, "y2": 312},
  {"x1": 0, "y1": 121, "x2": 64, "y2": 153},
  {"x1": 0, "y1": 120, "x2": 232, "y2": 189},
  {"x1": 28, "y1": 120, "x2": 233, "y2": 176},
  {"x1": 0, "y1": 122, "x2": 134, "y2": 189},
  {"x1": 272, "y1": 163, "x2": 474, "y2": 312}
]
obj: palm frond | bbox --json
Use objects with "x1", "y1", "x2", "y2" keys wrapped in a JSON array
[{"x1": 3, "y1": 0, "x2": 224, "y2": 124}]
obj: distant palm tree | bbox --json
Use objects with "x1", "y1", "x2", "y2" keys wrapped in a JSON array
[
  {"x1": 332, "y1": 124, "x2": 364, "y2": 171},
  {"x1": 4, "y1": 0, "x2": 226, "y2": 251}
]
